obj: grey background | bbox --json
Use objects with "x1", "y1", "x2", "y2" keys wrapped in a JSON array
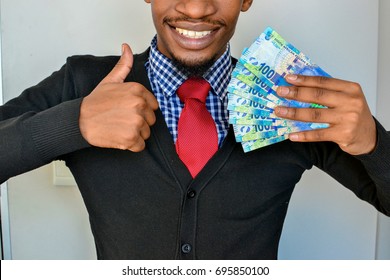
[{"x1": 1, "y1": 0, "x2": 389, "y2": 259}]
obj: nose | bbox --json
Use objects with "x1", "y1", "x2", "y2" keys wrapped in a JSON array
[{"x1": 175, "y1": 0, "x2": 217, "y2": 19}]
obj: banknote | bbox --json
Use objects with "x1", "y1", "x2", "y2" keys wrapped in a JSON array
[
  {"x1": 228, "y1": 94, "x2": 328, "y2": 129},
  {"x1": 229, "y1": 110, "x2": 327, "y2": 129},
  {"x1": 241, "y1": 135, "x2": 289, "y2": 153},
  {"x1": 233, "y1": 124, "x2": 282, "y2": 142},
  {"x1": 228, "y1": 77, "x2": 278, "y2": 109},
  {"x1": 229, "y1": 111, "x2": 285, "y2": 126},
  {"x1": 234, "y1": 122, "x2": 327, "y2": 142},
  {"x1": 231, "y1": 63, "x2": 288, "y2": 106},
  {"x1": 239, "y1": 27, "x2": 330, "y2": 110},
  {"x1": 227, "y1": 93, "x2": 276, "y2": 118},
  {"x1": 228, "y1": 27, "x2": 331, "y2": 152},
  {"x1": 239, "y1": 27, "x2": 331, "y2": 87},
  {"x1": 232, "y1": 62, "x2": 320, "y2": 109}
]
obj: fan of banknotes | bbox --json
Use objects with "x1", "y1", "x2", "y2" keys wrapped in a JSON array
[{"x1": 228, "y1": 27, "x2": 331, "y2": 152}]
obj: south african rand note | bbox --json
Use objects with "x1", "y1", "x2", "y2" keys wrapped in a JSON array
[
  {"x1": 239, "y1": 27, "x2": 331, "y2": 89},
  {"x1": 232, "y1": 62, "x2": 321, "y2": 109},
  {"x1": 229, "y1": 111, "x2": 329, "y2": 136},
  {"x1": 241, "y1": 135, "x2": 289, "y2": 153},
  {"x1": 228, "y1": 27, "x2": 332, "y2": 151},
  {"x1": 231, "y1": 63, "x2": 287, "y2": 106},
  {"x1": 229, "y1": 111, "x2": 282, "y2": 126},
  {"x1": 228, "y1": 94, "x2": 329, "y2": 129},
  {"x1": 234, "y1": 121, "x2": 327, "y2": 142},
  {"x1": 228, "y1": 77, "x2": 279, "y2": 109},
  {"x1": 233, "y1": 124, "x2": 282, "y2": 142},
  {"x1": 227, "y1": 93, "x2": 276, "y2": 118}
]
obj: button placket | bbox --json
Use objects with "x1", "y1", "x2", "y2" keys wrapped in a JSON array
[{"x1": 179, "y1": 185, "x2": 200, "y2": 259}]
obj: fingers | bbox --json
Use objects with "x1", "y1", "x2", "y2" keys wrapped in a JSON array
[
  {"x1": 287, "y1": 128, "x2": 328, "y2": 143},
  {"x1": 287, "y1": 129, "x2": 346, "y2": 148},
  {"x1": 143, "y1": 88, "x2": 159, "y2": 111},
  {"x1": 112, "y1": 114, "x2": 153, "y2": 152},
  {"x1": 118, "y1": 86, "x2": 157, "y2": 151},
  {"x1": 285, "y1": 74, "x2": 362, "y2": 94},
  {"x1": 122, "y1": 82, "x2": 158, "y2": 124},
  {"x1": 277, "y1": 85, "x2": 338, "y2": 108},
  {"x1": 101, "y1": 43, "x2": 134, "y2": 84},
  {"x1": 275, "y1": 74, "x2": 366, "y2": 124},
  {"x1": 275, "y1": 106, "x2": 336, "y2": 124},
  {"x1": 125, "y1": 118, "x2": 152, "y2": 152},
  {"x1": 277, "y1": 76, "x2": 363, "y2": 108},
  {"x1": 115, "y1": 89, "x2": 156, "y2": 151},
  {"x1": 287, "y1": 127, "x2": 358, "y2": 152},
  {"x1": 274, "y1": 74, "x2": 377, "y2": 155},
  {"x1": 132, "y1": 92, "x2": 157, "y2": 127}
]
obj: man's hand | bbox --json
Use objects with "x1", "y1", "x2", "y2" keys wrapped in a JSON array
[
  {"x1": 274, "y1": 74, "x2": 377, "y2": 155},
  {"x1": 79, "y1": 44, "x2": 159, "y2": 152}
]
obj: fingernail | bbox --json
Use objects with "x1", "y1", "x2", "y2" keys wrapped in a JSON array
[
  {"x1": 286, "y1": 74, "x2": 298, "y2": 81},
  {"x1": 275, "y1": 107, "x2": 288, "y2": 116},
  {"x1": 277, "y1": 87, "x2": 289, "y2": 96},
  {"x1": 289, "y1": 134, "x2": 299, "y2": 141},
  {"x1": 121, "y1": 44, "x2": 125, "y2": 55}
]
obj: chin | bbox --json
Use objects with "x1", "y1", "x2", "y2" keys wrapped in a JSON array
[{"x1": 172, "y1": 54, "x2": 217, "y2": 77}]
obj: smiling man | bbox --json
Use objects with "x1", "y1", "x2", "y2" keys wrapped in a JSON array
[
  {"x1": 148, "y1": 0, "x2": 250, "y2": 75},
  {"x1": 0, "y1": 0, "x2": 389, "y2": 260}
]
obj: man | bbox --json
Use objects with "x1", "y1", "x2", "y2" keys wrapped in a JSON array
[{"x1": 0, "y1": 0, "x2": 389, "y2": 259}]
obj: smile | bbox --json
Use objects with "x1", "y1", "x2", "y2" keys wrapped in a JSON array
[{"x1": 175, "y1": 28, "x2": 212, "y2": 39}]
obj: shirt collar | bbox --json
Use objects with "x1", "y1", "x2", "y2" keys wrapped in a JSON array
[{"x1": 148, "y1": 35, "x2": 232, "y2": 101}]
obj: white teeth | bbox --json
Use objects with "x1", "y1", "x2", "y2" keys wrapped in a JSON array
[{"x1": 176, "y1": 28, "x2": 211, "y2": 39}]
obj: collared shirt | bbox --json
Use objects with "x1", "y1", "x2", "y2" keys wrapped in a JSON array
[{"x1": 145, "y1": 36, "x2": 232, "y2": 147}]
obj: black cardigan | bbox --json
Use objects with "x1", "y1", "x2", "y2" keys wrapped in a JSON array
[{"x1": 1, "y1": 49, "x2": 390, "y2": 259}]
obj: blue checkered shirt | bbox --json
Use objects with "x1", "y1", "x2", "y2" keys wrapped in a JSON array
[{"x1": 145, "y1": 36, "x2": 232, "y2": 147}]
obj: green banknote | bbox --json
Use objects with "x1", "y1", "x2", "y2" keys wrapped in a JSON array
[
  {"x1": 234, "y1": 122, "x2": 325, "y2": 142},
  {"x1": 227, "y1": 93, "x2": 276, "y2": 118},
  {"x1": 231, "y1": 63, "x2": 285, "y2": 106},
  {"x1": 241, "y1": 135, "x2": 289, "y2": 153},
  {"x1": 233, "y1": 124, "x2": 282, "y2": 142},
  {"x1": 228, "y1": 94, "x2": 327, "y2": 132},
  {"x1": 240, "y1": 27, "x2": 331, "y2": 90},
  {"x1": 228, "y1": 77, "x2": 278, "y2": 109},
  {"x1": 228, "y1": 27, "x2": 331, "y2": 152},
  {"x1": 229, "y1": 111, "x2": 314, "y2": 127}
]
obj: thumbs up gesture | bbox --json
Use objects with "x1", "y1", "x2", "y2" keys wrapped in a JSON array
[{"x1": 79, "y1": 44, "x2": 159, "y2": 151}]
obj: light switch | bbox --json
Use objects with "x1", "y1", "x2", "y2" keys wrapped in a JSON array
[{"x1": 53, "y1": 161, "x2": 77, "y2": 186}]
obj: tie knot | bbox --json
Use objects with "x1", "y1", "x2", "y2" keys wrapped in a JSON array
[{"x1": 176, "y1": 77, "x2": 211, "y2": 103}]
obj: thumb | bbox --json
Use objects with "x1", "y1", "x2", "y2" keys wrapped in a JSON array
[{"x1": 101, "y1": 43, "x2": 134, "y2": 84}]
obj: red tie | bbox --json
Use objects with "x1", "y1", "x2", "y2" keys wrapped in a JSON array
[{"x1": 176, "y1": 77, "x2": 218, "y2": 178}]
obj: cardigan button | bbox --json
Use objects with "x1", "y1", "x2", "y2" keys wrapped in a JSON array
[
  {"x1": 187, "y1": 190, "x2": 196, "y2": 199},
  {"x1": 181, "y1": 243, "x2": 192, "y2": 254}
]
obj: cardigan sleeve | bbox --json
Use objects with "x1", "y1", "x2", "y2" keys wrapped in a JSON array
[
  {"x1": 354, "y1": 119, "x2": 390, "y2": 214},
  {"x1": 0, "y1": 53, "x2": 140, "y2": 184},
  {"x1": 309, "y1": 118, "x2": 390, "y2": 216},
  {"x1": 0, "y1": 59, "x2": 90, "y2": 183}
]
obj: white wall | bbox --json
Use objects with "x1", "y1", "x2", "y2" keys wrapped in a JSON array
[
  {"x1": 0, "y1": 0, "x2": 388, "y2": 259},
  {"x1": 375, "y1": 0, "x2": 390, "y2": 260}
]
